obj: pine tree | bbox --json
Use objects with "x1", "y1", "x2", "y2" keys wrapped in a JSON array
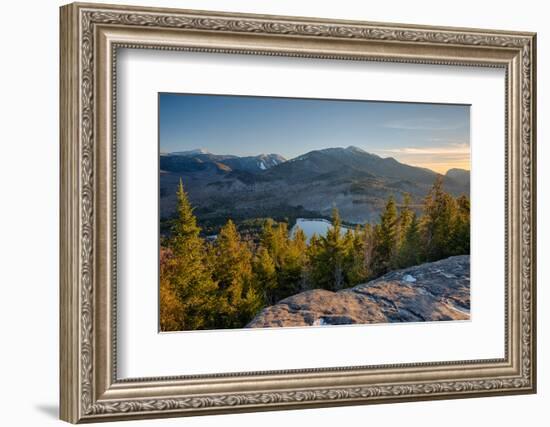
[
  {"x1": 162, "y1": 179, "x2": 217, "y2": 330},
  {"x1": 159, "y1": 247, "x2": 184, "y2": 331},
  {"x1": 209, "y1": 219, "x2": 261, "y2": 328},
  {"x1": 342, "y1": 226, "x2": 369, "y2": 286},
  {"x1": 395, "y1": 212, "x2": 422, "y2": 268},
  {"x1": 398, "y1": 193, "x2": 415, "y2": 246},
  {"x1": 282, "y1": 227, "x2": 308, "y2": 293},
  {"x1": 371, "y1": 195, "x2": 399, "y2": 276},
  {"x1": 325, "y1": 208, "x2": 347, "y2": 290},
  {"x1": 306, "y1": 233, "x2": 322, "y2": 288},
  {"x1": 259, "y1": 219, "x2": 277, "y2": 254},
  {"x1": 171, "y1": 179, "x2": 200, "y2": 244},
  {"x1": 259, "y1": 219, "x2": 310, "y2": 302},
  {"x1": 422, "y1": 177, "x2": 458, "y2": 261},
  {"x1": 253, "y1": 247, "x2": 277, "y2": 305},
  {"x1": 307, "y1": 208, "x2": 351, "y2": 290},
  {"x1": 260, "y1": 219, "x2": 288, "y2": 267},
  {"x1": 451, "y1": 194, "x2": 470, "y2": 254},
  {"x1": 360, "y1": 223, "x2": 376, "y2": 278}
]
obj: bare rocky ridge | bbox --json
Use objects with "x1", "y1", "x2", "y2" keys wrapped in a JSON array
[{"x1": 246, "y1": 255, "x2": 470, "y2": 328}]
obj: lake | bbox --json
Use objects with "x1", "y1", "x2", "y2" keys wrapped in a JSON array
[{"x1": 290, "y1": 218, "x2": 351, "y2": 243}]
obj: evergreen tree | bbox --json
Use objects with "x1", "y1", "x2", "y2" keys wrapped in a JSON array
[
  {"x1": 281, "y1": 227, "x2": 308, "y2": 294},
  {"x1": 159, "y1": 248, "x2": 184, "y2": 331},
  {"x1": 163, "y1": 179, "x2": 217, "y2": 330},
  {"x1": 260, "y1": 219, "x2": 288, "y2": 267},
  {"x1": 371, "y1": 195, "x2": 399, "y2": 276},
  {"x1": 253, "y1": 247, "x2": 277, "y2": 305},
  {"x1": 422, "y1": 177, "x2": 458, "y2": 261},
  {"x1": 308, "y1": 232, "x2": 330, "y2": 289},
  {"x1": 342, "y1": 226, "x2": 370, "y2": 286},
  {"x1": 361, "y1": 223, "x2": 376, "y2": 278},
  {"x1": 306, "y1": 233, "x2": 322, "y2": 288},
  {"x1": 324, "y1": 208, "x2": 347, "y2": 290},
  {"x1": 451, "y1": 194, "x2": 470, "y2": 254},
  {"x1": 398, "y1": 193, "x2": 415, "y2": 246},
  {"x1": 259, "y1": 220, "x2": 308, "y2": 302},
  {"x1": 259, "y1": 219, "x2": 277, "y2": 254},
  {"x1": 308, "y1": 208, "x2": 352, "y2": 290},
  {"x1": 395, "y1": 212, "x2": 422, "y2": 268},
  {"x1": 209, "y1": 219, "x2": 262, "y2": 328}
]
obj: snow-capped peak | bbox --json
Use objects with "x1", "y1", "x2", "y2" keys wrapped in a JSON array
[{"x1": 170, "y1": 148, "x2": 209, "y2": 156}]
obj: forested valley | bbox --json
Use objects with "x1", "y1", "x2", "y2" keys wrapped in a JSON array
[{"x1": 160, "y1": 177, "x2": 470, "y2": 331}]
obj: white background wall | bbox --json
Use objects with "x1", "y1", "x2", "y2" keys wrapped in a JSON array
[{"x1": 0, "y1": 1, "x2": 546, "y2": 426}]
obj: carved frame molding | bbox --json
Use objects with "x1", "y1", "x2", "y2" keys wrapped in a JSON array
[{"x1": 60, "y1": 2, "x2": 536, "y2": 423}]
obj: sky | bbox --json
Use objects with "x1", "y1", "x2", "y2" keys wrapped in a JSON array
[{"x1": 159, "y1": 93, "x2": 470, "y2": 174}]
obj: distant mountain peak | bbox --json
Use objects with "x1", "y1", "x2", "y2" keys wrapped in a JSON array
[
  {"x1": 253, "y1": 153, "x2": 286, "y2": 170},
  {"x1": 315, "y1": 146, "x2": 380, "y2": 156},
  {"x1": 257, "y1": 153, "x2": 286, "y2": 161},
  {"x1": 298, "y1": 146, "x2": 380, "y2": 159},
  {"x1": 444, "y1": 168, "x2": 470, "y2": 189},
  {"x1": 170, "y1": 148, "x2": 209, "y2": 156},
  {"x1": 446, "y1": 167, "x2": 469, "y2": 174},
  {"x1": 445, "y1": 168, "x2": 470, "y2": 180},
  {"x1": 345, "y1": 145, "x2": 366, "y2": 153},
  {"x1": 160, "y1": 150, "x2": 286, "y2": 175}
]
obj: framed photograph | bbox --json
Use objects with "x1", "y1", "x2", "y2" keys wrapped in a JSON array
[{"x1": 60, "y1": 2, "x2": 537, "y2": 423}]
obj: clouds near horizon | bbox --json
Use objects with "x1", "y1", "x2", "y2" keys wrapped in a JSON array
[{"x1": 372, "y1": 142, "x2": 470, "y2": 173}]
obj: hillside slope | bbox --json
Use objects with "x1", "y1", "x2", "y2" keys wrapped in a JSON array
[{"x1": 160, "y1": 146, "x2": 470, "y2": 225}]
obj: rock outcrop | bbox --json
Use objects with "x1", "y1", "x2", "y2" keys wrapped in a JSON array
[{"x1": 246, "y1": 255, "x2": 470, "y2": 328}]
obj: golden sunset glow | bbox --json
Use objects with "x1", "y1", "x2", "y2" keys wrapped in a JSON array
[{"x1": 373, "y1": 143, "x2": 470, "y2": 174}]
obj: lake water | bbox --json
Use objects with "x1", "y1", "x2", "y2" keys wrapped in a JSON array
[{"x1": 291, "y1": 218, "x2": 351, "y2": 243}]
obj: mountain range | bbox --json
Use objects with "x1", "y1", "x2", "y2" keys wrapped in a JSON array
[{"x1": 160, "y1": 146, "x2": 470, "y2": 229}]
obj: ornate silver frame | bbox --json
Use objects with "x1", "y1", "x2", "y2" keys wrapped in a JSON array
[{"x1": 60, "y1": 2, "x2": 537, "y2": 423}]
